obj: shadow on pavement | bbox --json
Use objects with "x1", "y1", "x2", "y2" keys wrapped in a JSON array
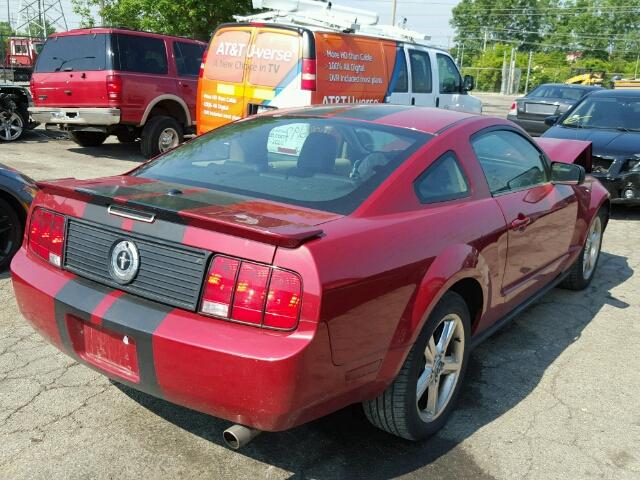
[
  {"x1": 116, "y1": 250, "x2": 632, "y2": 479},
  {"x1": 610, "y1": 205, "x2": 640, "y2": 221}
]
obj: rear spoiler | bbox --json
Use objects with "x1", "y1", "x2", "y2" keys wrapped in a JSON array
[
  {"x1": 35, "y1": 180, "x2": 324, "y2": 248},
  {"x1": 534, "y1": 138, "x2": 592, "y2": 173}
]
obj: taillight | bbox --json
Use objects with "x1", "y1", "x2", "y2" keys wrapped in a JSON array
[
  {"x1": 301, "y1": 58, "x2": 316, "y2": 91},
  {"x1": 200, "y1": 256, "x2": 302, "y2": 330},
  {"x1": 106, "y1": 74, "x2": 122, "y2": 102},
  {"x1": 29, "y1": 77, "x2": 36, "y2": 99},
  {"x1": 509, "y1": 102, "x2": 517, "y2": 115},
  {"x1": 28, "y1": 208, "x2": 65, "y2": 267},
  {"x1": 199, "y1": 48, "x2": 209, "y2": 79}
]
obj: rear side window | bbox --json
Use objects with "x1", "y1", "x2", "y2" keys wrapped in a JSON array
[
  {"x1": 414, "y1": 152, "x2": 469, "y2": 203},
  {"x1": 391, "y1": 51, "x2": 408, "y2": 93},
  {"x1": 134, "y1": 117, "x2": 430, "y2": 214},
  {"x1": 248, "y1": 32, "x2": 300, "y2": 87},
  {"x1": 471, "y1": 130, "x2": 547, "y2": 194},
  {"x1": 114, "y1": 34, "x2": 168, "y2": 75},
  {"x1": 409, "y1": 50, "x2": 432, "y2": 93},
  {"x1": 174, "y1": 41, "x2": 205, "y2": 77},
  {"x1": 205, "y1": 29, "x2": 251, "y2": 83},
  {"x1": 437, "y1": 53, "x2": 462, "y2": 94},
  {"x1": 35, "y1": 34, "x2": 109, "y2": 72}
]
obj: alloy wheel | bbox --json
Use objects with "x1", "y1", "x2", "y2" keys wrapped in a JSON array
[
  {"x1": 416, "y1": 313, "x2": 465, "y2": 422},
  {"x1": 582, "y1": 216, "x2": 602, "y2": 280},
  {"x1": 158, "y1": 127, "x2": 179, "y2": 152},
  {"x1": 0, "y1": 111, "x2": 24, "y2": 141}
]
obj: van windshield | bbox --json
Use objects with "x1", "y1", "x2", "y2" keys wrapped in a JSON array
[
  {"x1": 133, "y1": 116, "x2": 429, "y2": 214},
  {"x1": 35, "y1": 34, "x2": 109, "y2": 72}
]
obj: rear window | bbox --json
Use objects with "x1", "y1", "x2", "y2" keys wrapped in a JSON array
[
  {"x1": 247, "y1": 32, "x2": 300, "y2": 87},
  {"x1": 35, "y1": 34, "x2": 109, "y2": 72},
  {"x1": 133, "y1": 116, "x2": 429, "y2": 214},
  {"x1": 205, "y1": 29, "x2": 251, "y2": 83},
  {"x1": 529, "y1": 85, "x2": 586, "y2": 101}
]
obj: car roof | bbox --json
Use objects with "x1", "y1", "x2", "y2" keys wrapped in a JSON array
[
  {"x1": 269, "y1": 104, "x2": 477, "y2": 135},
  {"x1": 588, "y1": 88, "x2": 640, "y2": 97},
  {"x1": 49, "y1": 28, "x2": 205, "y2": 43}
]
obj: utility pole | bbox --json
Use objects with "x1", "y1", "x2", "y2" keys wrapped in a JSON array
[
  {"x1": 635, "y1": 52, "x2": 639, "y2": 79},
  {"x1": 391, "y1": 0, "x2": 397, "y2": 26},
  {"x1": 524, "y1": 50, "x2": 533, "y2": 94},
  {"x1": 459, "y1": 42, "x2": 465, "y2": 69},
  {"x1": 483, "y1": 29, "x2": 488, "y2": 52}
]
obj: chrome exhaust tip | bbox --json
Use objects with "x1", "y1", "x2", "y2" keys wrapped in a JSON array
[{"x1": 222, "y1": 424, "x2": 261, "y2": 449}]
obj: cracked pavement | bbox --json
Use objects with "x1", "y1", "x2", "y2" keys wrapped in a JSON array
[{"x1": 0, "y1": 121, "x2": 639, "y2": 479}]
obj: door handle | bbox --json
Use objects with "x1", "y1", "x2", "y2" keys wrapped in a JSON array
[
  {"x1": 436, "y1": 97, "x2": 440, "y2": 107},
  {"x1": 510, "y1": 214, "x2": 531, "y2": 230},
  {"x1": 411, "y1": 97, "x2": 415, "y2": 105}
]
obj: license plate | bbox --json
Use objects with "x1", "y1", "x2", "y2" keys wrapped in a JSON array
[
  {"x1": 67, "y1": 316, "x2": 140, "y2": 383},
  {"x1": 525, "y1": 103, "x2": 558, "y2": 115}
]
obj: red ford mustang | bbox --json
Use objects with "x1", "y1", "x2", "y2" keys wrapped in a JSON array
[{"x1": 11, "y1": 105, "x2": 609, "y2": 447}]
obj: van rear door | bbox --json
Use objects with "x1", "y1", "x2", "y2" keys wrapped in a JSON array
[
  {"x1": 198, "y1": 27, "x2": 256, "y2": 134},
  {"x1": 31, "y1": 33, "x2": 111, "y2": 107}
]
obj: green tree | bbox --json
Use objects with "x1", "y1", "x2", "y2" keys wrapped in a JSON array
[{"x1": 72, "y1": 0, "x2": 255, "y2": 40}]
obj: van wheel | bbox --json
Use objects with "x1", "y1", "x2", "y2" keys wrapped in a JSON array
[
  {"x1": 363, "y1": 291, "x2": 470, "y2": 440},
  {"x1": 69, "y1": 131, "x2": 108, "y2": 147},
  {"x1": 140, "y1": 116, "x2": 183, "y2": 158}
]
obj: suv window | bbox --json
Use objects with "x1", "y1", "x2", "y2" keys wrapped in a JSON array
[
  {"x1": 134, "y1": 117, "x2": 430, "y2": 214},
  {"x1": 174, "y1": 41, "x2": 205, "y2": 77},
  {"x1": 437, "y1": 53, "x2": 462, "y2": 94},
  {"x1": 115, "y1": 34, "x2": 168, "y2": 75},
  {"x1": 392, "y1": 51, "x2": 408, "y2": 93},
  {"x1": 35, "y1": 34, "x2": 109, "y2": 72},
  {"x1": 471, "y1": 130, "x2": 547, "y2": 194},
  {"x1": 409, "y1": 50, "x2": 432, "y2": 93},
  {"x1": 415, "y1": 151, "x2": 469, "y2": 203}
]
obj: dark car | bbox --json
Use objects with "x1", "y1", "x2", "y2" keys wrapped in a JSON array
[
  {"x1": 543, "y1": 89, "x2": 640, "y2": 204},
  {"x1": 508, "y1": 83, "x2": 601, "y2": 136},
  {"x1": 0, "y1": 164, "x2": 36, "y2": 269},
  {"x1": 11, "y1": 105, "x2": 609, "y2": 448}
]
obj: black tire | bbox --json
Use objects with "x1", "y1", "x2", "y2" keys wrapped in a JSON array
[
  {"x1": 140, "y1": 116, "x2": 183, "y2": 159},
  {"x1": 363, "y1": 291, "x2": 471, "y2": 440},
  {"x1": 559, "y1": 208, "x2": 606, "y2": 290},
  {"x1": 69, "y1": 131, "x2": 108, "y2": 147},
  {"x1": 116, "y1": 130, "x2": 139, "y2": 143},
  {"x1": 0, "y1": 197, "x2": 24, "y2": 271}
]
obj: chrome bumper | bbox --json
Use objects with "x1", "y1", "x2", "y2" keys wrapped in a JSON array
[{"x1": 29, "y1": 107, "x2": 121, "y2": 126}]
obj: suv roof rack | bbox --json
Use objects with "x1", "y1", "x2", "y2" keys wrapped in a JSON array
[{"x1": 235, "y1": 0, "x2": 430, "y2": 43}]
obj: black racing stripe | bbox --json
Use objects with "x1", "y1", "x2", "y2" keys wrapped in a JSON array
[
  {"x1": 101, "y1": 293, "x2": 173, "y2": 399},
  {"x1": 332, "y1": 104, "x2": 415, "y2": 121},
  {"x1": 54, "y1": 277, "x2": 114, "y2": 355},
  {"x1": 82, "y1": 203, "x2": 125, "y2": 229},
  {"x1": 130, "y1": 217, "x2": 186, "y2": 244},
  {"x1": 128, "y1": 189, "x2": 244, "y2": 212}
]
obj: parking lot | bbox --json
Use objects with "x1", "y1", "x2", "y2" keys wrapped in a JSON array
[{"x1": 1, "y1": 97, "x2": 639, "y2": 480}]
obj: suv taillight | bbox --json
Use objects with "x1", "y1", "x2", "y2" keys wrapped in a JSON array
[
  {"x1": 301, "y1": 58, "x2": 316, "y2": 91},
  {"x1": 199, "y1": 48, "x2": 208, "y2": 79},
  {"x1": 28, "y1": 208, "x2": 65, "y2": 267},
  {"x1": 106, "y1": 74, "x2": 122, "y2": 102},
  {"x1": 200, "y1": 256, "x2": 302, "y2": 330},
  {"x1": 29, "y1": 77, "x2": 36, "y2": 98}
]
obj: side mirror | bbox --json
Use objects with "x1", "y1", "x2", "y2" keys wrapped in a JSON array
[
  {"x1": 544, "y1": 115, "x2": 560, "y2": 126},
  {"x1": 551, "y1": 162, "x2": 585, "y2": 185},
  {"x1": 463, "y1": 74, "x2": 475, "y2": 92}
]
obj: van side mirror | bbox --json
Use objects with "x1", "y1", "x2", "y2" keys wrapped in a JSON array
[
  {"x1": 463, "y1": 75, "x2": 475, "y2": 92},
  {"x1": 545, "y1": 115, "x2": 560, "y2": 126},
  {"x1": 551, "y1": 162, "x2": 585, "y2": 185}
]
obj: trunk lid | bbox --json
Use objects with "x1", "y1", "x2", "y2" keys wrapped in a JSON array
[{"x1": 36, "y1": 176, "x2": 342, "y2": 248}]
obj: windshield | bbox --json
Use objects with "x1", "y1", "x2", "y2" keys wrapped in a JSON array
[
  {"x1": 562, "y1": 96, "x2": 640, "y2": 130},
  {"x1": 133, "y1": 116, "x2": 429, "y2": 214},
  {"x1": 34, "y1": 34, "x2": 109, "y2": 72}
]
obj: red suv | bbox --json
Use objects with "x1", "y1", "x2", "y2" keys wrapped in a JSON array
[{"x1": 29, "y1": 28, "x2": 206, "y2": 158}]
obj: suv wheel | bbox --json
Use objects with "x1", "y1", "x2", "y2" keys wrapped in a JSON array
[
  {"x1": 363, "y1": 291, "x2": 470, "y2": 440},
  {"x1": 70, "y1": 131, "x2": 108, "y2": 147},
  {"x1": 0, "y1": 111, "x2": 24, "y2": 142},
  {"x1": 0, "y1": 197, "x2": 23, "y2": 270},
  {"x1": 140, "y1": 116, "x2": 183, "y2": 158}
]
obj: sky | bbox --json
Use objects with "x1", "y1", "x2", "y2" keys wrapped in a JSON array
[{"x1": 2, "y1": 0, "x2": 459, "y2": 49}]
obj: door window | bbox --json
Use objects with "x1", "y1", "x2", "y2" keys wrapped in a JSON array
[
  {"x1": 414, "y1": 151, "x2": 469, "y2": 203},
  {"x1": 115, "y1": 34, "x2": 168, "y2": 74},
  {"x1": 471, "y1": 130, "x2": 548, "y2": 194},
  {"x1": 174, "y1": 41, "x2": 206, "y2": 77},
  {"x1": 391, "y1": 51, "x2": 408, "y2": 93},
  {"x1": 436, "y1": 53, "x2": 462, "y2": 94},
  {"x1": 409, "y1": 50, "x2": 432, "y2": 93}
]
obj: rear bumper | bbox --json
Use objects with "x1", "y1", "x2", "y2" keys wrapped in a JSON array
[
  {"x1": 29, "y1": 106, "x2": 121, "y2": 126},
  {"x1": 507, "y1": 115, "x2": 549, "y2": 136},
  {"x1": 10, "y1": 248, "x2": 350, "y2": 431}
]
